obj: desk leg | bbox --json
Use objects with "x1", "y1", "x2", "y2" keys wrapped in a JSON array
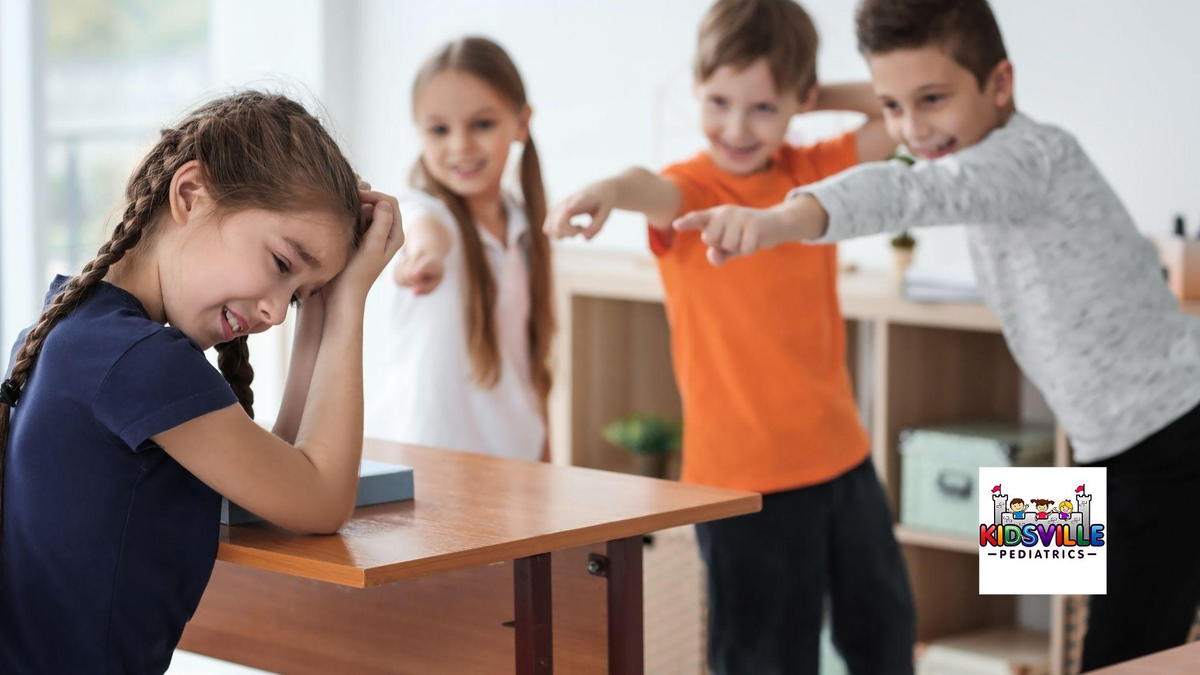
[
  {"x1": 514, "y1": 552, "x2": 553, "y2": 674},
  {"x1": 606, "y1": 536, "x2": 644, "y2": 675}
]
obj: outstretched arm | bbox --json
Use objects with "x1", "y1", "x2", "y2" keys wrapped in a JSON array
[{"x1": 544, "y1": 168, "x2": 683, "y2": 239}]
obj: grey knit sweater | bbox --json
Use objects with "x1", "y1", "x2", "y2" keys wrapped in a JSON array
[{"x1": 800, "y1": 112, "x2": 1200, "y2": 463}]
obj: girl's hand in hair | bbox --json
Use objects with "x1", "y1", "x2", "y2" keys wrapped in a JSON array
[{"x1": 326, "y1": 190, "x2": 405, "y2": 306}]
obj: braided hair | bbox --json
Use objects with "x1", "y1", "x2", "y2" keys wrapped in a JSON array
[{"x1": 0, "y1": 91, "x2": 362, "y2": 515}]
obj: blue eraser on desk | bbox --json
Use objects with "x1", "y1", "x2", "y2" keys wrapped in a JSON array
[{"x1": 221, "y1": 459, "x2": 415, "y2": 526}]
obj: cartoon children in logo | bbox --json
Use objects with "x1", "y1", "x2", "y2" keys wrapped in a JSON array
[
  {"x1": 1032, "y1": 499, "x2": 1056, "y2": 519},
  {"x1": 1003, "y1": 497, "x2": 1072, "y2": 520}
]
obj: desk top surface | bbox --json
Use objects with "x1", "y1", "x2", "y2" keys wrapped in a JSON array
[
  {"x1": 218, "y1": 440, "x2": 760, "y2": 588},
  {"x1": 1091, "y1": 640, "x2": 1200, "y2": 674}
]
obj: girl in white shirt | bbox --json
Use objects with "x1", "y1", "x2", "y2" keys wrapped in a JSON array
[{"x1": 365, "y1": 37, "x2": 554, "y2": 461}]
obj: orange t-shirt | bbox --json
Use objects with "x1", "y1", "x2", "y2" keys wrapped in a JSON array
[{"x1": 651, "y1": 132, "x2": 869, "y2": 493}]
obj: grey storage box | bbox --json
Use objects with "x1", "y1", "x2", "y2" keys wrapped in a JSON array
[
  {"x1": 221, "y1": 459, "x2": 414, "y2": 526},
  {"x1": 900, "y1": 422, "x2": 1053, "y2": 539}
]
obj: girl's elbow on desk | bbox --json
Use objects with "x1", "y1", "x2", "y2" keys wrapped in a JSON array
[{"x1": 276, "y1": 498, "x2": 356, "y2": 535}]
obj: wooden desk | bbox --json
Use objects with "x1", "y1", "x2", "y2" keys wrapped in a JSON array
[
  {"x1": 179, "y1": 440, "x2": 760, "y2": 674},
  {"x1": 1090, "y1": 641, "x2": 1200, "y2": 674}
]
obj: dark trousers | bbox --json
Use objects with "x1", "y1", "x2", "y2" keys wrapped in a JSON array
[
  {"x1": 695, "y1": 457, "x2": 916, "y2": 675},
  {"x1": 1081, "y1": 400, "x2": 1200, "y2": 671}
]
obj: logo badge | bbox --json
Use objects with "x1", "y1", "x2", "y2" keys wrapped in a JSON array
[{"x1": 978, "y1": 467, "x2": 1107, "y2": 594}]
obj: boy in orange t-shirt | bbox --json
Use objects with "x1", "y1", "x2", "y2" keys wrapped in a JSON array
[{"x1": 544, "y1": 1, "x2": 914, "y2": 672}]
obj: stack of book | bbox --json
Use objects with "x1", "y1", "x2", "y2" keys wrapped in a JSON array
[
  {"x1": 221, "y1": 459, "x2": 414, "y2": 526},
  {"x1": 903, "y1": 267, "x2": 983, "y2": 304}
]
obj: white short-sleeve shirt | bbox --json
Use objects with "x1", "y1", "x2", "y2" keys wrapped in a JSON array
[{"x1": 363, "y1": 189, "x2": 544, "y2": 460}]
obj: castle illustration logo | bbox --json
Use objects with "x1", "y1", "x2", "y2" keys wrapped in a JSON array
[
  {"x1": 980, "y1": 483, "x2": 1104, "y2": 559},
  {"x1": 978, "y1": 467, "x2": 1107, "y2": 595}
]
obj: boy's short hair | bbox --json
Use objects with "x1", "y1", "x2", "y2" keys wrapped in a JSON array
[
  {"x1": 855, "y1": 0, "x2": 1007, "y2": 89},
  {"x1": 695, "y1": 0, "x2": 819, "y2": 98}
]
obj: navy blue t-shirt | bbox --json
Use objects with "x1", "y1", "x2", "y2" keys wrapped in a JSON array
[{"x1": 1, "y1": 276, "x2": 237, "y2": 673}]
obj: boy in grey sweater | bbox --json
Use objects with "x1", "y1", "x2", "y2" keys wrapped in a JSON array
[{"x1": 675, "y1": 0, "x2": 1200, "y2": 669}]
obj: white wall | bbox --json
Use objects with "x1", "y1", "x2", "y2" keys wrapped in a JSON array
[
  {"x1": 345, "y1": 0, "x2": 1200, "y2": 275},
  {"x1": 0, "y1": 0, "x2": 43, "y2": 359}
]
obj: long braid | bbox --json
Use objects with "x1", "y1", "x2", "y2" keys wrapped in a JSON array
[
  {"x1": 0, "y1": 119, "x2": 196, "y2": 517},
  {"x1": 215, "y1": 337, "x2": 255, "y2": 418}
]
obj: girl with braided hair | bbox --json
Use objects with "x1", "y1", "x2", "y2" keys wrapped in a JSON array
[{"x1": 0, "y1": 91, "x2": 403, "y2": 673}]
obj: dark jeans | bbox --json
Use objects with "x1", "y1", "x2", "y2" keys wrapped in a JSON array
[
  {"x1": 1080, "y1": 400, "x2": 1200, "y2": 671},
  {"x1": 695, "y1": 457, "x2": 916, "y2": 675}
]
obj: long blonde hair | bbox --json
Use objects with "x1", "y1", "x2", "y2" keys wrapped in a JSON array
[{"x1": 410, "y1": 37, "x2": 555, "y2": 402}]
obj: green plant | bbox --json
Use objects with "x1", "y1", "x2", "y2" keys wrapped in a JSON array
[
  {"x1": 887, "y1": 152, "x2": 917, "y2": 251},
  {"x1": 602, "y1": 413, "x2": 681, "y2": 456},
  {"x1": 889, "y1": 149, "x2": 916, "y2": 166}
]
